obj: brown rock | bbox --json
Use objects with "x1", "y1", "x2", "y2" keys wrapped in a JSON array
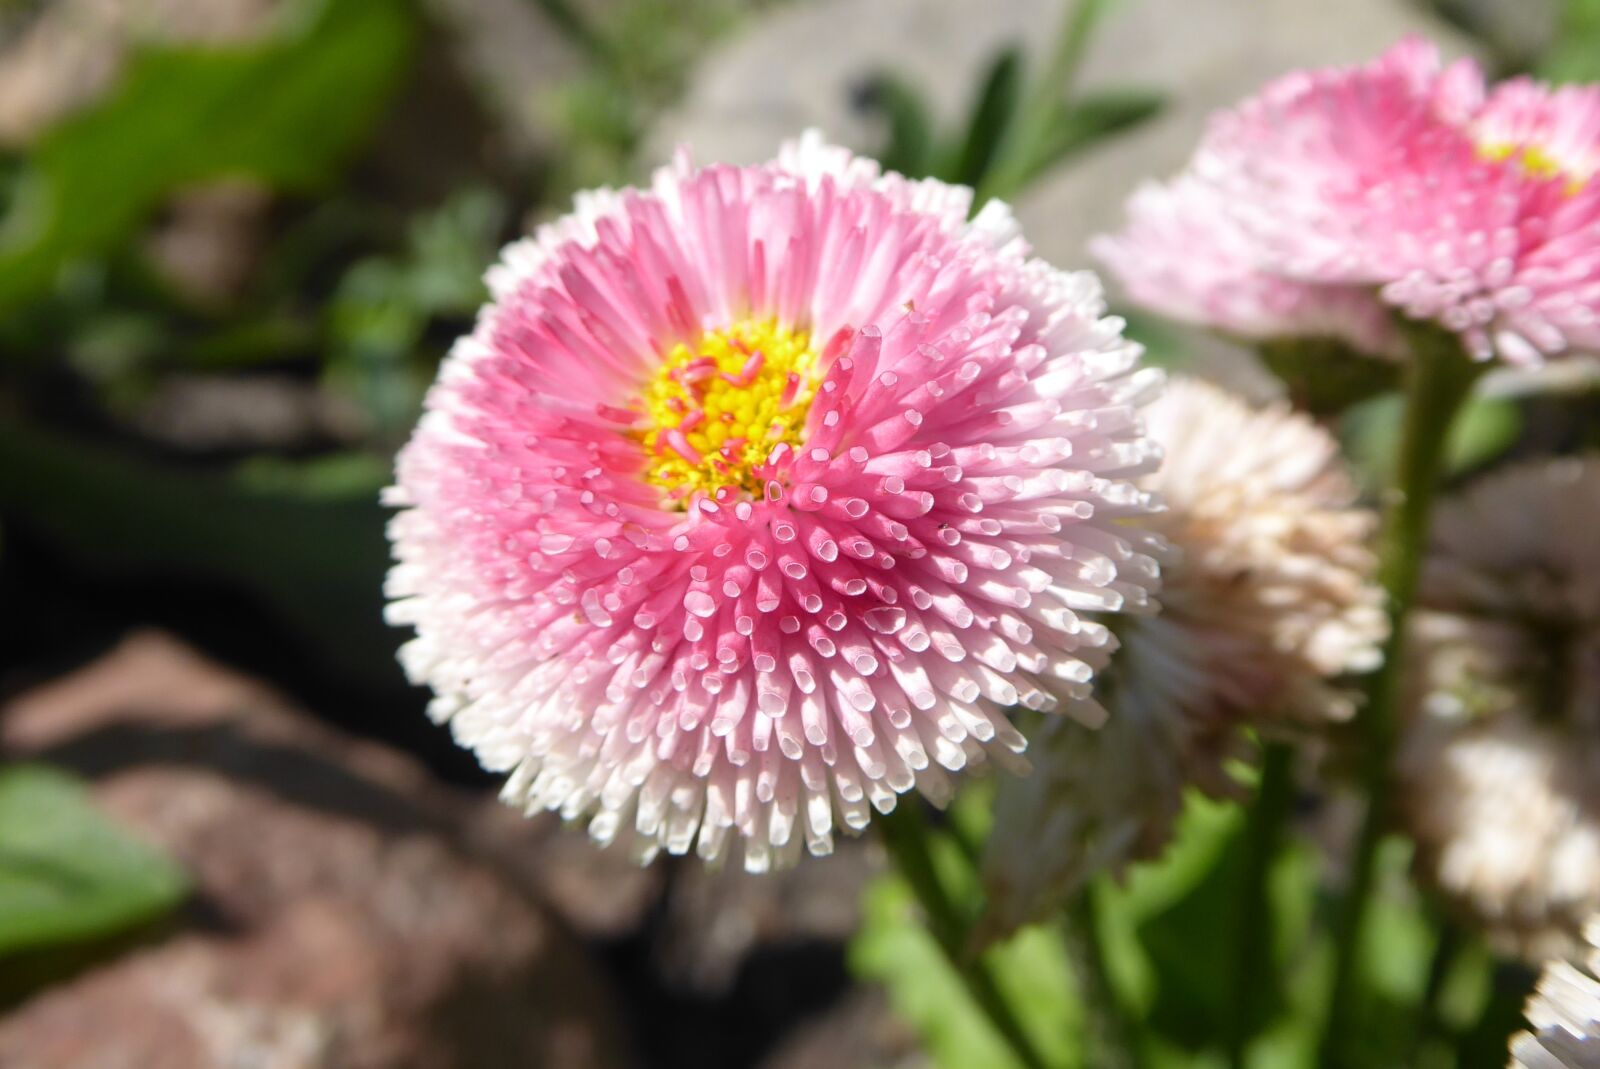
[
  {"x1": 465, "y1": 804, "x2": 663, "y2": 941},
  {"x1": 657, "y1": 839, "x2": 882, "y2": 995},
  {"x1": 0, "y1": 632, "x2": 634, "y2": 1069}
]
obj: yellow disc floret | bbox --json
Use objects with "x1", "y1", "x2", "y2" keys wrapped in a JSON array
[
  {"x1": 1480, "y1": 141, "x2": 1584, "y2": 193},
  {"x1": 637, "y1": 319, "x2": 820, "y2": 503}
]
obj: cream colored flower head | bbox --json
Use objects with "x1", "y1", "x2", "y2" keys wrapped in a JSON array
[
  {"x1": 1401, "y1": 458, "x2": 1600, "y2": 961},
  {"x1": 982, "y1": 376, "x2": 1386, "y2": 938}
]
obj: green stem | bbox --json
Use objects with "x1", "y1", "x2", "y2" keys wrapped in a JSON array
[
  {"x1": 877, "y1": 803, "x2": 1052, "y2": 1069},
  {"x1": 976, "y1": 0, "x2": 1112, "y2": 205},
  {"x1": 1319, "y1": 324, "x2": 1484, "y2": 1068},
  {"x1": 1063, "y1": 887, "x2": 1140, "y2": 1069},
  {"x1": 1409, "y1": 916, "x2": 1465, "y2": 1061},
  {"x1": 1226, "y1": 741, "x2": 1295, "y2": 1069}
]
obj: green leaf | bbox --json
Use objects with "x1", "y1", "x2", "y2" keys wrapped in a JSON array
[
  {"x1": 1340, "y1": 390, "x2": 1523, "y2": 491},
  {"x1": 852, "y1": 872, "x2": 1082, "y2": 1069},
  {"x1": 1118, "y1": 309, "x2": 1195, "y2": 371},
  {"x1": 1020, "y1": 87, "x2": 1164, "y2": 184},
  {"x1": 1092, "y1": 788, "x2": 1319, "y2": 1062},
  {"x1": 0, "y1": 0, "x2": 416, "y2": 310},
  {"x1": 1444, "y1": 393, "x2": 1523, "y2": 475},
  {"x1": 0, "y1": 418, "x2": 398, "y2": 691},
  {"x1": 942, "y1": 47, "x2": 1025, "y2": 188},
  {"x1": 323, "y1": 187, "x2": 507, "y2": 436},
  {"x1": 859, "y1": 74, "x2": 937, "y2": 179},
  {"x1": 1340, "y1": 839, "x2": 1461, "y2": 1067},
  {"x1": 0, "y1": 765, "x2": 186, "y2": 959},
  {"x1": 1539, "y1": 0, "x2": 1600, "y2": 82}
]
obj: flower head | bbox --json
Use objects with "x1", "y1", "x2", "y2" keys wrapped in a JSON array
[
  {"x1": 1510, "y1": 916, "x2": 1600, "y2": 1069},
  {"x1": 982, "y1": 377, "x2": 1384, "y2": 933},
  {"x1": 1100, "y1": 38, "x2": 1600, "y2": 364},
  {"x1": 386, "y1": 133, "x2": 1162, "y2": 872},
  {"x1": 1092, "y1": 176, "x2": 1400, "y2": 359},
  {"x1": 1400, "y1": 458, "x2": 1600, "y2": 958}
]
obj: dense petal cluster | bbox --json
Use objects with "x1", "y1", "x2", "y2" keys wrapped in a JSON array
[
  {"x1": 982, "y1": 377, "x2": 1384, "y2": 935},
  {"x1": 386, "y1": 133, "x2": 1163, "y2": 872},
  {"x1": 1400, "y1": 458, "x2": 1600, "y2": 959},
  {"x1": 1510, "y1": 916, "x2": 1600, "y2": 1069},
  {"x1": 1099, "y1": 38, "x2": 1600, "y2": 365},
  {"x1": 1093, "y1": 176, "x2": 1400, "y2": 358}
]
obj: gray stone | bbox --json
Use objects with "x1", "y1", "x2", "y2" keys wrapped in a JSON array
[{"x1": 0, "y1": 632, "x2": 635, "y2": 1069}]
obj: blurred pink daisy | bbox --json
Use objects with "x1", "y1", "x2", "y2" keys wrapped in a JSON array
[
  {"x1": 1093, "y1": 176, "x2": 1400, "y2": 359},
  {"x1": 385, "y1": 133, "x2": 1162, "y2": 871},
  {"x1": 1102, "y1": 38, "x2": 1600, "y2": 365}
]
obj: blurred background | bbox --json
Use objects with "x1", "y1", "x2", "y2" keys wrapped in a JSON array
[{"x1": 0, "y1": 1, "x2": 1589, "y2": 1067}]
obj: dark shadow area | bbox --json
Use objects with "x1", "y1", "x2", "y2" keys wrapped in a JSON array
[
  {"x1": 599, "y1": 919, "x2": 855, "y2": 1069},
  {"x1": 0, "y1": 523, "x2": 492, "y2": 787},
  {"x1": 18, "y1": 719, "x2": 455, "y2": 840}
]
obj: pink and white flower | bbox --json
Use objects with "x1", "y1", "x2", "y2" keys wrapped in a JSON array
[
  {"x1": 1093, "y1": 176, "x2": 1400, "y2": 358},
  {"x1": 385, "y1": 133, "x2": 1162, "y2": 872},
  {"x1": 1100, "y1": 38, "x2": 1600, "y2": 365}
]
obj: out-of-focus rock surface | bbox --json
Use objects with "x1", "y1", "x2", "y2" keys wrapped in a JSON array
[
  {"x1": 759, "y1": 987, "x2": 924, "y2": 1069},
  {"x1": 657, "y1": 842, "x2": 880, "y2": 995},
  {"x1": 0, "y1": 632, "x2": 636, "y2": 1069},
  {"x1": 652, "y1": 0, "x2": 1477, "y2": 399},
  {"x1": 0, "y1": 631, "x2": 909, "y2": 1069}
]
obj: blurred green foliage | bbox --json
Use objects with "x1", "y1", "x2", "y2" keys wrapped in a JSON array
[
  {"x1": 1540, "y1": 0, "x2": 1600, "y2": 80},
  {"x1": 0, "y1": 0, "x2": 415, "y2": 312},
  {"x1": 0, "y1": 766, "x2": 187, "y2": 1001},
  {"x1": 854, "y1": 870, "x2": 1084, "y2": 1069},
  {"x1": 539, "y1": 0, "x2": 790, "y2": 196},
  {"x1": 861, "y1": 5, "x2": 1163, "y2": 205}
]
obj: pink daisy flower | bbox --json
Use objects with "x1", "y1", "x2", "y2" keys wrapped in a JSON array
[
  {"x1": 1103, "y1": 38, "x2": 1600, "y2": 365},
  {"x1": 384, "y1": 133, "x2": 1162, "y2": 872},
  {"x1": 1092, "y1": 175, "x2": 1401, "y2": 358}
]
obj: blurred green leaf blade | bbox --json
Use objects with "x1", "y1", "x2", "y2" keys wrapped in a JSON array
[
  {"x1": 851, "y1": 871, "x2": 1081, "y2": 1069},
  {"x1": 0, "y1": 765, "x2": 187, "y2": 958},
  {"x1": 0, "y1": 0, "x2": 416, "y2": 310},
  {"x1": 860, "y1": 74, "x2": 937, "y2": 179},
  {"x1": 1540, "y1": 0, "x2": 1600, "y2": 81},
  {"x1": 1340, "y1": 390, "x2": 1522, "y2": 490},
  {"x1": 1021, "y1": 87, "x2": 1164, "y2": 182},
  {"x1": 944, "y1": 47, "x2": 1025, "y2": 187}
]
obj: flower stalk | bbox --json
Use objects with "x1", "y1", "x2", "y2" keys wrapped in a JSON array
[
  {"x1": 1320, "y1": 322, "x2": 1485, "y2": 1067},
  {"x1": 878, "y1": 803, "x2": 1053, "y2": 1069},
  {"x1": 977, "y1": 0, "x2": 1112, "y2": 205},
  {"x1": 1064, "y1": 887, "x2": 1140, "y2": 1069},
  {"x1": 1227, "y1": 741, "x2": 1295, "y2": 1069}
]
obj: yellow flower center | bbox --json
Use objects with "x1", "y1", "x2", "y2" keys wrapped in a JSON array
[
  {"x1": 636, "y1": 319, "x2": 820, "y2": 504},
  {"x1": 1480, "y1": 142, "x2": 1584, "y2": 193}
]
